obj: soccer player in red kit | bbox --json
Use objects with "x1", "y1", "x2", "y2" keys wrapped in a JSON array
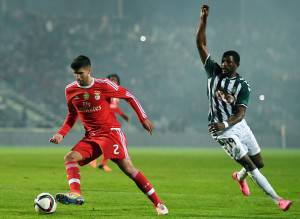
[
  {"x1": 49, "y1": 55, "x2": 168, "y2": 215},
  {"x1": 89, "y1": 73, "x2": 129, "y2": 172},
  {"x1": 107, "y1": 74, "x2": 130, "y2": 123}
]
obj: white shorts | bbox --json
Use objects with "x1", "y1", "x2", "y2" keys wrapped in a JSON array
[{"x1": 212, "y1": 119, "x2": 261, "y2": 160}]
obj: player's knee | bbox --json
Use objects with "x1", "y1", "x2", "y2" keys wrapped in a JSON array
[
  {"x1": 124, "y1": 165, "x2": 138, "y2": 177},
  {"x1": 64, "y1": 154, "x2": 72, "y2": 162},
  {"x1": 244, "y1": 163, "x2": 255, "y2": 172},
  {"x1": 239, "y1": 157, "x2": 256, "y2": 172},
  {"x1": 64, "y1": 152, "x2": 77, "y2": 162},
  {"x1": 256, "y1": 161, "x2": 264, "y2": 169},
  {"x1": 124, "y1": 166, "x2": 135, "y2": 175}
]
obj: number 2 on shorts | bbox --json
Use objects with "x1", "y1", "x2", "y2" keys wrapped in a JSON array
[{"x1": 113, "y1": 144, "x2": 120, "y2": 155}]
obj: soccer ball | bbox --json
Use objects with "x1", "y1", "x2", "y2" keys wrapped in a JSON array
[{"x1": 34, "y1": 193, "x2": 57, "y2": 214}]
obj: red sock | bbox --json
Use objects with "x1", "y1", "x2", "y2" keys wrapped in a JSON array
[
  {"x1": 65, "y1": 161, "x2": 81, "y2": 194},
  {"x1": 132, "y1": 172, "x2": 161, "y2": 206}
]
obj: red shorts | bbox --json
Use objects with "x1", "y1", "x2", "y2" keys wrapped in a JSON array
[{"x1": 72, "y1": 128, "x2": 129, "y2": 166}]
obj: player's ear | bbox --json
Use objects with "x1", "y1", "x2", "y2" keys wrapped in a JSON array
[{"x1": 88, "y1": 67, "x2": 92, "y2": 74}]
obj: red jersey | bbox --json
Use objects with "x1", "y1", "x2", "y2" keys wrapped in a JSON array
[
  {"x1": 58, "y1": 78, "x2": 147, "y2": 137},
  {"x1": 109, "y1": 97, "x2": 126, "y2": 117}
]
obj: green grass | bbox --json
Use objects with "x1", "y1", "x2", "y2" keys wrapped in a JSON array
[{"x1": 0, "y1": 147, "x2": 299, "y2": 219}]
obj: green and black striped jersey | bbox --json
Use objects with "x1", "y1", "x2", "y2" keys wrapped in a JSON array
[{"x1": 204, "y1": 55, "x2": 251, "y2": 123}]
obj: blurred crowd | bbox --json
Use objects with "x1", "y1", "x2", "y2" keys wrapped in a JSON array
[{"x1": 0, "y1": 3, "x2": 299, "y2": 143}]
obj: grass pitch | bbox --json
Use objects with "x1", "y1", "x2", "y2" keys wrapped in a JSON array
[{"x1": 0, "y1": 147, "x2": 299, "y2": 219}]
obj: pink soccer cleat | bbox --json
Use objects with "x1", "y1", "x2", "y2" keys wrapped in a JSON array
[
  {"x1": 232, "y1": 171, "x2": 250, "y2": 196},
  {"x1": 278, "y1": 199, "x2": 292, "y2": 211}
]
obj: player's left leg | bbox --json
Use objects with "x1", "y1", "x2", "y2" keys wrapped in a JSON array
[
  {"x1": 238, "y1": 155, "x2": 292, "y2": 211},
  {"x1": 113, "y1": 158, "x2": 168, "y2": 215}
]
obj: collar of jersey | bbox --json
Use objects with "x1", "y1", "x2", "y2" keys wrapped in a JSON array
[{"x1": 77, "y1": 77, "x2": 95, "y2": 89}]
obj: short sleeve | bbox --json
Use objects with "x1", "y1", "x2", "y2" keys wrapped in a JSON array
[
  {"x1": 204, "y1": 55, "x2": 221, "y2": 78},
  {"x1": 236, "y1": 82, "x2": 251, "y2": 107}
]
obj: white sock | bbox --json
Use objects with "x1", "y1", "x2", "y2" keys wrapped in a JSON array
[
  {"x1": 249, "y1": 168, "x2": 280, "y2": 203},
  {"x1": 237, "y1": 168, "x2": 248, "y2": 181}
]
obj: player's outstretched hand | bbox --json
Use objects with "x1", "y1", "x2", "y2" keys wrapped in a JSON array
[
  {"x1": 201, "y1": 4, "x2": 209, "y2": 20},
  {"x1": 208, "y1": 122, "x2": 225, "y2": 134},
  {"x1": 142, "y1": 118, "x2": 153, "y2": 135},
  {"x1": 49, "y1": 133, "x2": 63, "y2": 144}
]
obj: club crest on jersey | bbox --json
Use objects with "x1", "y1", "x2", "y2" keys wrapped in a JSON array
[
  {"x1": 83, "y1": 92, "x2": 90, "y2": 100},
  {"x1": 94, "y1": 92, "x2": 101, "y2": 101}
]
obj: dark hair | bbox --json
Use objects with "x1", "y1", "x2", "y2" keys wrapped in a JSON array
[
  {"x1": 222, "y1": 50, "x2": 240, "y2": 66},
  {"x1": 107, "y1": 73, "x2": 120, "y2": 85},
  {"x1": 71, "y1": 55, "x2": 91, "y2": 71}
]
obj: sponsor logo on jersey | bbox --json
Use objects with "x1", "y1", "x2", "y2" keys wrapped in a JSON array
[
  {"x1": 78, "y1": 105, "x2": 102, "y2": 113},
  {"x1": 83, "y1": 92, "x2": 90, "y2": 100},
  {"x1": 94, "y1": 92, "x2": 100, "y2": 101},
  {"x1": 216, "y1": 90, "x2": 235, "y2": 104}
]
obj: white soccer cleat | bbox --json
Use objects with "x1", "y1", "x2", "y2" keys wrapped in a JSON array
[{"x1": 155, "y1": 203, "x2": 169, "y2": 215}]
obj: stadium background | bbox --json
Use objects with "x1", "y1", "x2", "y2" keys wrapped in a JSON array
[{"x1": 0, "y1": 0, "x2": 299, "y2": 148}]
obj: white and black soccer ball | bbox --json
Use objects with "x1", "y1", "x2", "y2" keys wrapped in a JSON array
[{"x1": 34, "y1": 193, "x2": 57, "y2": 214}]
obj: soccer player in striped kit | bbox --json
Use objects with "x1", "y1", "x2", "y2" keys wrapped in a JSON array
[
  {"x1": 49, "y1": 55, "x2": 168, "y2": 215},
  {"x1": 196, "y1": 5, "x2": 292, "y2": 211}
]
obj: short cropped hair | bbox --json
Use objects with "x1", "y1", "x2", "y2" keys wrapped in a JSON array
[
  {"x1": 107, "y1": 73, "x2": 120, "y2": 85},
  {"x1": 71, "y1": 55, "x2": 91, "y2": 71},
  {"x1": 222, "y1": 50, "x2": 240, "y2": 66}
]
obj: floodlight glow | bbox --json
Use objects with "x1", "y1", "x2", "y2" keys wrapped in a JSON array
[
  {"x1": 259, "y1": 94, "x2": 265, "y2": 101},
  {"x1": 140, "y1": 35, "x2": 146, "y2": 42}
]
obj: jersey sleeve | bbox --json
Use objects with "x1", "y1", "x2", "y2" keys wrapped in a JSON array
[
  {"x1": 204, "y1": 55, "x2": 221, "y2": 78},
  {"x1": 57, "y1": 91, "x2": 78, "y2": 136},
  {"x1": 100, "y1": 79, "x2": 148, "y2": 122},
  {"x1": 236, "y1": 82, "x2": 251, "y2": 107}
]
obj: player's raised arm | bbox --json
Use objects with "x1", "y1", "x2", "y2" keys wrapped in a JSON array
[{"x1": 196, "y1": 4, "x2": 210, "y2": 64}]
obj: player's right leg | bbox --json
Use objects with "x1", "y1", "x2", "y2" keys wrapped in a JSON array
[
  {"x1": 249, "y1": 153, "x2": 264, "y2": 169},
  {"x1": 56, "y1": 150, "x2": 85, "y2": 205},
  {"x1": 232, "y1": 168, "x2": 250, "y2": 196},
  {"x1": 113, "y1": 158, "x2": 168, "y2": 215},
  {"x1": 216, "y1": 136, "x2": 251, "y2": 196},
  {"x1": 56, "y1": 139, "x2": 102, "y2": 206},
  {"x1": 232, "y1": 153, "x2": 264, "y2": 196}
]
